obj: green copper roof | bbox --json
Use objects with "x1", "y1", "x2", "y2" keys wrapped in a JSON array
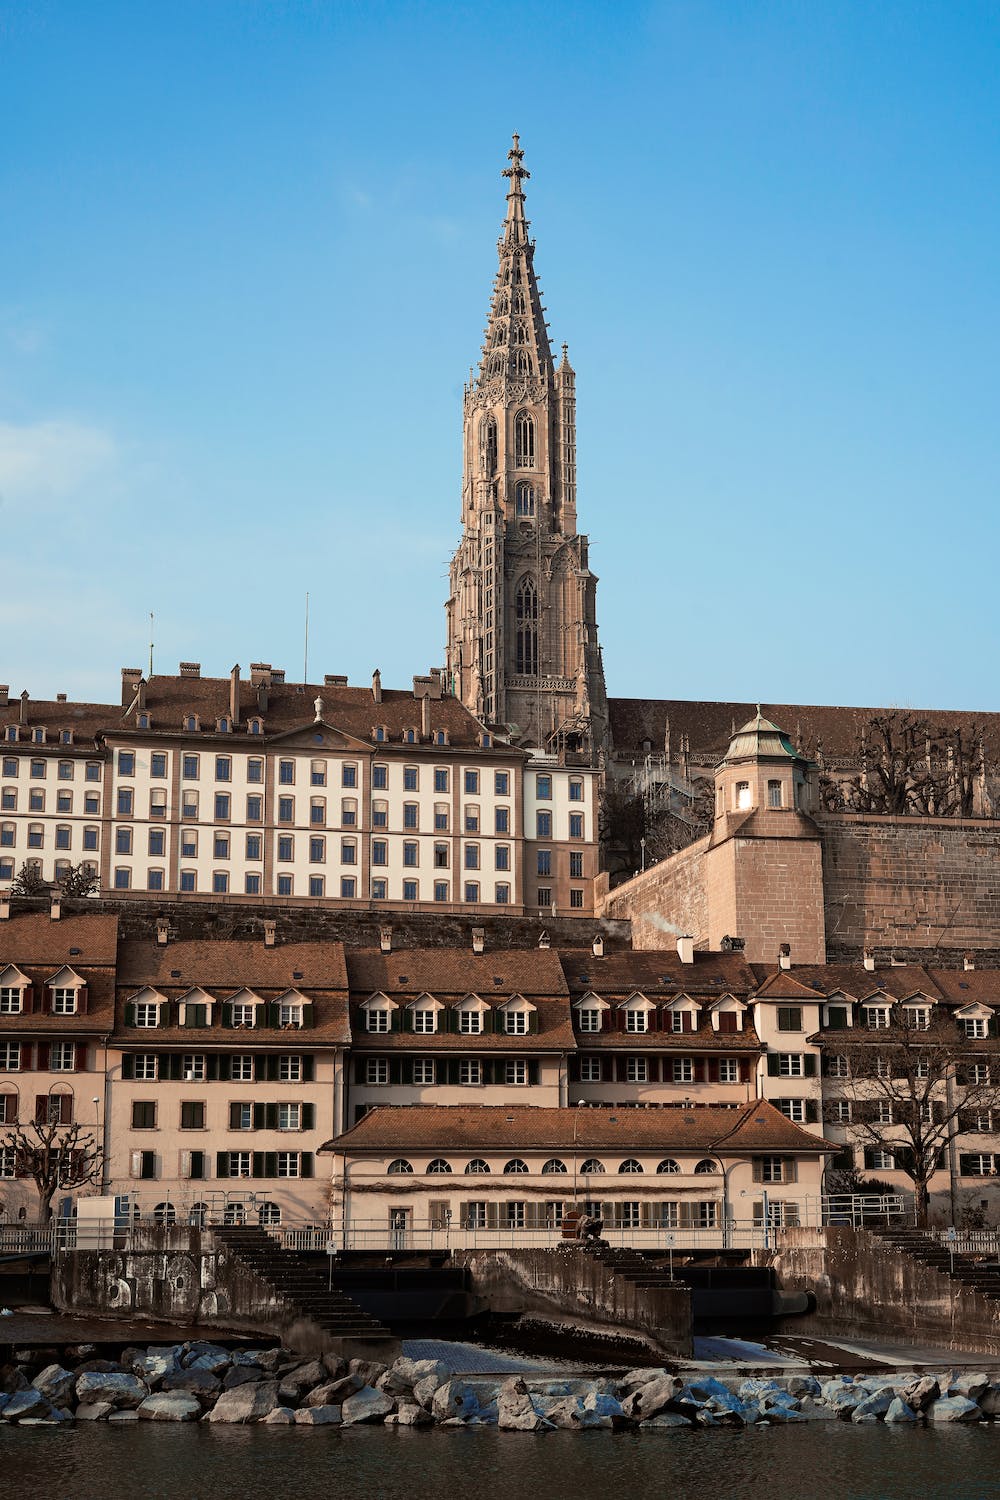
[{"x1": 723, "y1": 707, "x2": 801, "y2": 763}]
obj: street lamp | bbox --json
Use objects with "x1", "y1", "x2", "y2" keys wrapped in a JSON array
[{"x1": 571, "y1": 1099, "x2": 586, "y2": 1208}]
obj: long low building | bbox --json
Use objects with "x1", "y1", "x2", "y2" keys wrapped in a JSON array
[{"x1": 1, "y1": 904, "x2": 1000, "y2": 1234}]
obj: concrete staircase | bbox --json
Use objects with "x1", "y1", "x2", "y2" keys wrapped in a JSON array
[
  {"x1": 212, "y1": 1225, "x2": 396, "y2": 1342},
  {"x1": 588, "y1": 1244, "x2": 683, "y2": 1289},
  {"x1": 873, "y1": 1228, "x2": 1000, "y2": 1301}
]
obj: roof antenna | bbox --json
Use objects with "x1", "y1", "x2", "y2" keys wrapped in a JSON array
[
  {"x1": 149, "y1": 613, "x2": 154, "y2": 679},
  {"x1": 303, "y1": 592, "x2": 309, "y2": 684}
]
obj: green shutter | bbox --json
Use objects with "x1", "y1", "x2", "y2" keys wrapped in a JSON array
[
  {"x1": 302, "y1": 1103, "x2": 315, "y2": 1130},
  {"x1": 300, "y1": 1004, "x2": 313, "y2": 1029},
  {"x1": 264, "y1": 1152, "x2": 278, "y2": 1178},
  {"x1": 803, "y1": 1054, "x2": 817, "y2": 1077},
  {"x1": 767, "y1": 1054, "x2": 780, "y2": 1076},
  {"x1": 481, "y1": 1008, "x2": 493, "y2": 1034},
  {"x1": 252, "y1": 1152, "x2": 265, "y2": 1178},
  {"x1": 302, "y1": 1056, "x2": 314, "y2": 1082},
  {"x1": 265, "y1": 1103, "x2": 278, "y2": 1129},
  {"x1": 805, "y1": 1099, "x2": 818, "y2": 1124},
  {"x1": 221, "y1": 1003, "x2": 233, "y2": 1028},
  {"x1": 122, "y1": 1054, "x2": 135, "y2": 1080},
  {"x1": 528, "y1": 1061, "x2": 539, "y2": 1086},
  {"x1": 207, "y1": 1055, "x2": 220, "y2": 1081},
  {"x1": 217, "y1": 1151, "x2": 229, "y2": 1177},
  {"x1": 269, "y1": 1003, "x2": 281, "y2": 1028},
  {"x1": 401, "y1": 1007, "x2": 412, "y2": 1031},
  {"x1": 252, "y1": 1103, "x2": 265, "y2": 1129},
  {"x1": 528, "y1": 1009, "x2": 538, "y2": 1034},
  {"x1": 828, "y1": 1007, "x2": 847, "y2": 1031},
  {"x1": 300, "y1": 1152, "x2": 314, "y2": 1179},
  {"x1": 124, "y1": 1003, "x2": 135, "y2": 1027},
  {"x1": 390, "y1": 1007, "x2": 400, "y2": 1032}
]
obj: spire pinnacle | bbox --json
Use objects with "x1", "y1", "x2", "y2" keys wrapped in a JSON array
[{"x1": 502, "y1": 131, "x2": 530, "y2": 231}]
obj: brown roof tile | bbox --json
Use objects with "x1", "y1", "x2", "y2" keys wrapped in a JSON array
[
  {"x1": 117, "y1": 938, "x2": 348, "y2": 990},
  {"x1": 347, "y1": 948, "x2": 569, "y2": 999},
  {"x1": 558, "y1": 948, "x2": 756, "y2": 997}
]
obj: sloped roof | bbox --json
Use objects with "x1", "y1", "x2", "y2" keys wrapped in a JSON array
[
  {"x1": 557, "y1": 948, "x2": 757, "y2": 997},
  {"x1": 0, "y1": 912, "x2": 118, "y2": 966},
  {"x1": 347, "y1": 948, "x2": 569, "y2": 999},
  {"x1": 117, "y1": 938, "x2": 348, "y2": 990},
  {"x1": 325, "y1": 1100, "x2": 833, "y2": 1155}
]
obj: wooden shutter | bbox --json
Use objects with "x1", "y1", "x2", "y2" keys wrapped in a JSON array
[
  {"x1": 122, "y1": 1054, "x2": 135, "y2": 1080},
  {"x1": 230, "y1": 1102, "x2": 244, "y2": 1130},
  {"x1": 390, "y1": 1059, "x2": 403, "y2": 1086},
  {"x1": 300, "y1": 1152, "x2": 314, "y2": 1178},
  {"x1": 302, "y1": 1056, "x2": 314, "y2": 1082},
  {"x1": 140, "y1": 1150, "x2": 156, "y2": 1179},
  {"x1": 221, "y1": 1003, "x2": 233, "y2": 1028},
  {"x1": 252, "y1": 1103, "x2": 265, "y2": 1129},
  {"x1": 528, "y1": 1061, "x2": 539, "y2": 1086},
  {"x1": 752, "y1": 1158, "x2": 764, "y2": 1182},
  {"x1": 805, "y1": 1099, "x2": 818, "y2": 1124},
  {"x1": 784, "y1": 1159, "x2": 797, "y2": 1184},
  {"x1": 481, "y1": 1007, "x2": 493, "y2": 1034},
  {"x1": 767, "y1": 1054, "x2": 780, "y2": 1076},
  {"x1": 264, "y1": 1152, "x2": 278, "y2": 1178},
  {"x1": 34, "y1": 1095, "x2": 47, "y2": 1123},
  {"x1": 803, "y1": 1054, "x2": 817, "y2": 1077},
  {"x1": 528, "y1": 1009, "x2": 538, "y2": 1034},
  {"x1": 206, "y1": 1055, "x2": 220, "y2": 1081},
  {"x1": 266, "y1": 1056, "x2": 280, "y2": 1081},
  {"x1": 216, "y1": 1151, "x2": 229, "y2": 1177},
  {"x1": 568, "y1": 1055, "x2": 580, "y2": 1082},
  {"x1": 36, "y1": 1043, "x2": 49, "y2": 1071},
  {"x1": 252, "y1": 1151, "x2": 266, "y2": 1178},
  {"x1": 77, "y1": 985, "x2": 89, "y2": 1014},
  {"x1": 75, "y1": 1042, "x2": 88, "y2": 1072},
  {"x1": 739, "y1": 1058, "x2": 751, "y2": 1083},
  {"x1": 706, "y1": 1058, "x2": 718, "y2": 1083},
  {"x1": 302, "y1": 1102, "x2": 315, "y2": 1130},
  {"x1": 265, "y1": 1103, "x2": 278, "y2": 1129},
  {"x1": 124, "y1": 1003, "x2": 136, "y2": 1027}
]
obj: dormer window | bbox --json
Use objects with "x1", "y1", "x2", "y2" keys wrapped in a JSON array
[
  {"x1": 767, "y1": 780, "x2": 782, "y2": 808},
  {"x1": 404, "y1": 727, "x2": 416, "y2": 744},
  {"x1": 60, "y1": 728, "x2": 73, "y2": 744},
  {"x1": 6, "y1": 727, "x2": 17, "y2": 742},
  {"x1": 135, "y1": 1001, "x2": 160, "y2": 1028},
  {"x1": 413, "y1": 1007, "x2": 437, "y2": 1035},
  {"x1": 625, "y1": 1009, "x2": 648, "y2": 1034},
  {"x1": 505, "y1": 1010, "x2": 527, "y2": 1035},
  {"x1": 367, "y1": 1008, "x2": 391, "y2": 1033},
  {"x1": 51, "y1": 987, "x2": 78, "y2": 1016},
  {"x1": 579, "y1": 1008, "x2": 601, "y2": 1033},
  {"x1": 183, "y1": 715, "x2": 198, "y2": 732},
  {"x1": 459, "y1": 1009, "x2": 483, "y2": 1035},
  {"x1": 902, "y1": 1005, "x2": 931, "y2": 1030},
  {"x1": 278, "y1": 1002, "x2": 303, "y2": 1028},
  {"x1": 964, "y1": 1016, "x2": 988, "y2": 1039},
  {"x1": 231, "y1": 1002, "x2": 256, "y2": 1028},
  {"x1": 435, "y1": 729, "x2": 448, "y2": 746},
  {"x1": 33, "y1": 728, "x2": 45, "y2": 744},
  {"x1": 863, "y1": 1005, "x2": 891, "y2": 1030},
  {"x1": 248, "y1": 717, "x2": 262, "y2": 735},
  {"x1": 373, "y1": 726, "x2": 386, "y2": 743},
  {"x1": 217, "y1": 718, "x2": 230, "y2": 733}
]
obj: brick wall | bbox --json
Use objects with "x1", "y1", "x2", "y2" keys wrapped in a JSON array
[{"x1": 598, "y1": 834, "x2": 710, "y2": 949}]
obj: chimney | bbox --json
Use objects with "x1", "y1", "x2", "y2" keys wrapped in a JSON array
[
  {"x1": 472, "y1": 927, "x2": 485, "y2": 955},
  {"x1": 0, "y1": 686, "x2": 7, "y2": 707},
  {"x1": 0, "y1": 894, "x2": 10, "y2": 920},
  {"x1": 155, "y1": 918, "x2": 169, "y2": 946},
  {"x1": 964, "y1": 952, "x2": 976, "y2": 972},
  {"x1": 325, "y1": 674, "x2": 348, "y2": 687},
  {"x1": 179, "y1": 662, "x2": 201, "y2": 679},
  {"x1": 592, "y1": 934, "x2": 604, "y2": 958},
  {"x1": 380, "y1": 926, "x2": 393, "y2": 954},
  {"x1": 676, "y1": 935, "x2": 694, "y2": 965},
  {"x1": 420, "y1": 695, "x2": 432, "y2": 739},
  {"x1": 372, "y1": 669, "x2": 382, "y2": 704},
  {"x1": 270, "y1": 668, "x2": 285, "y2": 685},
  {"x1": 257, "y1": 682, "x2": 269, "y2": 713},
  {"x1": 263, "y1": 920, "x2": 276, "y2": 949},
  {"x1": 19, "y1": 690, "x2": 29, "y2": 725},
  {"x1": 56, "y1": 692, "x2": 67, "y2": 704},
  {"x1": 250, "y1": 663, "x2": 271, "y2": 687},
  {"x1": 537, "y1": 929, "x2": 550, "y2": 949},
  {"x1": 50, "y1": 896, "x2": 61, "y2": 921},
  {"x1": 229, "y1": 664, "x2": 241, "y2": 725},
  {"x1": 863, "y1": 949, "x2": 876, "y2": 973},
  {"x1": 779, "y1": 943, "x2": 791, "y2": 971},
  {"x1": 121, "y1": 666, "x2": 142, "y2": 708}
]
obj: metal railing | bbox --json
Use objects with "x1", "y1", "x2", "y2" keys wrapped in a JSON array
[{"x1": 929, "y1": 1227, "x2": 1000, "y2": 1257}]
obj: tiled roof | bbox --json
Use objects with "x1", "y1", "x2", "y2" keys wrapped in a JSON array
[
  {"x1": 557, "y1": 948, "x2": 756, "y2": 996},
  {"x1": 326, "y1": 1100, "x2": 834, "y2": 1155},
  {"x1": 608, "y1": 697, "x2": 1000, "y2": 765},
  {"x1": 347, "y1": 948, "x2": 569, "y2": 999},
  {"x1": 117, "y1": 938, "x2": 348, "y2": 990},
  {"x1": 752, "y1": 963, "x2": 944, "y2": 1002},
  {"x1": 926, "y1": 971, "x2": 1000, "y2": 1005},
  {"x1": 573, "y1": 1027, "x2": 760, "y2": 1052},
  {"x1": 350, "y1": 999, "x2": 576, "y2": 1051},
  {"x1": 0, "y1": 912, "x2": 118, "y2": 966},
  {"x1": 113, "y1": 1011, "x2": 350, "y2": 1047},
  {"x1": 1, "y1": 675, "x2": 507, "y2": 754}
]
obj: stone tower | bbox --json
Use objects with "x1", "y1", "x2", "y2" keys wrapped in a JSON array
[{"x1": 445, "y1": 136, "x2": 608, "y2": 762}]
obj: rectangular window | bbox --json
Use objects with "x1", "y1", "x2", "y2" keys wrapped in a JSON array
[
  {"x1": 578, "y1": 1008, "x2": 601, "y2": 1033},
  {"x1": 465, "y1": 805, "x2": 479, "y2": 832},
  {"x1": 569, "y1": 813, "x2": 584, "y2": 839},
  {"x1": 495, "y1": 807, "x2": 509, "y2": 834},
  {"x1": 29, "y1": 790, "x2": 44, "y2": 813},
  {"x1": 778, "y1": 1098, "x2": 806, "y2": 1123},
  {"x1": 115, "y1": 826, "x2": 133, "y2": 855},
  {"x1": 536, "y1": 774, "x2": 552, "y2": 800},
  {"x1": 278, "y1": 797, "x2": 293, "y2": 822},
  {"x1": 672, "y1": 1059, "x2": 694, "y2": 1083},
  {"x1": 768, "y1": 780, "x2": 783, "y2": 808},
  {"x1": 580, "y1": 1056, "x2": 601, "y2": 1082},
  {"x1": 246, "y1": 833, "x2": 262, "y2": 860},
  {"x1": 49, "y1": 1041, "x2": 76, "y2": 1071},
  {"x1": 212, "y1": 871, "x2": 229, "y2": 894},
  {"x1": 464, "y1": 882, "x2": 479, "y2": 904},
  {"x1": 132, "y1": 1101, "x2": 156, "y2": 1129},
  {"x1": 404, "y1": 803, "x2": 418, "y2": 830},
  {"x1": 459, "y1": 1059, "x2": 482, "y2": 1086},
  {"x1": 0, "y1": 1041, "x2": 21, "y2": 1070},
  {"x1": 465, "y1": 844, "x2": 480, "y2": 870},
  {"x1": 537, "y1": 887, "x2": 552, "y2": 907},
  {"x1": 117, "y1": 788, "x2": 133, "y2": 816},
  {"x1": 213, "y1": 832, "x2": 230, "y2": 858},
  {"x1": 403, "y1": 766, "x2": 418, "y2": 791},
  {"x1": 434, "y1": 768, "x2": 449, "y2": 793},
  {"x1": 367, "y1": 1008, "x2": 391, "y2": 1033},
  {"x1": 113, "y1": 867, "x2": 131, "y2": 890},
  {"x1": 366, "y1": 1059, "x2": 389, "y2": 1086},
  {"x1": 403, "y1": 841, "x2": 418, "y2": 867},
  {"x1": 56, "y1": 791, "x2": 72, "y2": 813},
  {"x1": 180, "y1": 870, "x2": 196, "y2": 893},
  {"x1": 625, "y1": 1009, "x2": 648, "y2": 1033},
  {"x1": 341, "y1": 839, "x2": 357, "y2": 864},
  {"x1": 536, "y1": 811, "x2": 551, "y2": 838},
  {"x1": 373, "y1": 764, "x2": 388, "y2": 790},
  {"x1": 536, "y1": 850, "x2": 551, "y2": 877},
  {"x1": 464, "y1": 770, "x2": 479, "y2": 795},
  {"x1": 341, "y1": 798, "x2": 357, "y2": 826},
  {"x1": 277, "y1": 874, "x2": 293, "y2": 896},
  {"x1": 231, "y1": 1055, "x2": 254, "y2": 1081},
  {"x1": 434, "y1": 881, "x2": 449, "y2": 902},
  {"x1": 279, "y1": 760, "x2": 295, "y2": 785},
  {"x1": 778, "y1": 1054, "x2": 804, "y2": 1077},
  {"x1": 412, "y1": 1058, "x2": 435, "y2": 1085},
  {"x1": 133, "y1": 1054, "x2": 157, "y2": 1081},
  {"x1": 247, "y1": 758, "x2": 264, "y2": 784},
  {"x1": 371, "y1": 878, "x2": 387, "y2": 900},
  {"x1": 246, "y1": 795, "x2": 263, "y2": 822},
  {"x1": 964, "y1": 1018, "x2": 988, "y2": 1039},
  {"x1": 309, "y1": 875, "x2": 325, "y2": 898},
  {"x1": 228, "y1": 1152, "x2": 252, "y2": 1179},
  {"x1": 182, "y1": 754, "x2": 199, "y2": 780},
  {"x1": 459, "y1": 1010, "x2": 483, "y2": 1035},
  {"x1": 337, "y1": 877, "x2": 354, "y2": 899},
  {"x1": 311, "y1": 761, "x2": 326, "y2": 786},
  {"x1": 215, "y1": 792, "x2": 231, "y2": 820},
  {"x1": 310, "y1": 799, "x2": 325, "y2": 824},
  {"x1": 181, "y1": 792, "x2": 198, "y2": 819},
  {"x1": 494, "y1": 771, "x2": 509, "y2": 795},
  {"x1": 372, "y1": 840, "x2": 388, "y2": 865},
  {"x1": 569, "y1": 779, "x2": 583, "y2": 802},
  {"x1": 505, "y1": 1060, "x2": 527, "y2": 1086},
  {"x1": 342, "y1": 764, "x2": 357, "y2": 788},
  {"x1": 495, "y1": 845, "x2": 510, "y2": 871},
  {"x1": 215, "y1": 756, "x2": 231, "y2": 782},
  {"x1": 309, "y1": 836, "x2": 325, "y2": 862},
  {"x1": 182, "y1": 1055, "x2": 206, "y2": 1082},
  {"x1": 717, "y1": 1059, "x2": 739, "y2": 1084},
  {"x1": 402, "y1": 879, "x2": 418, "y2": 901},
  {"x1": 118, "y1": 750, "x2": 135, "y2": 776},
  {"x1": 149, "y1": 752, "x2": 167, "y2": 778},
  {"x1": 245, "y1": 873, "x2": 261, "y2": 895},
  {"x1": 434, "y1": 843, "x2": 449, "y2": 868},
  {"x1": 180, "y1": 1101, "x2": 205, "y2": 1129},
  {"x1": 626, "y1": 1057, "x2": 648, "y2": 1083},
  {"x1": 569, "y1": 889, "x2": 584, "y2": 909},
  {"x1": 777, "y1": 1007, "x2": 802, "y2": 1032},
  {"x1": 569, "y1": 851, "x2": 584, "y2": 879}
]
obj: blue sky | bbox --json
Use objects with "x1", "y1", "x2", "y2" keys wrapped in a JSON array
[{"x1": 2, "y1": 1, "x2": 999, "y2": 712}]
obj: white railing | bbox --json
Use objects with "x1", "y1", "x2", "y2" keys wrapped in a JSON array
[{"x1": 929, "y1": 1228, "x2": 1000, "y2": 1257}]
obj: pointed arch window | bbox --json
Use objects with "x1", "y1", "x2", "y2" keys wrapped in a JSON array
[
  {"x1": 515, "y1": 350, "x2": 532, "y2": 376},
  {"x1": 514, "y1": 410, "x2": 534, "y2": 469},
  {"x1": 515, "y1": 483, "x2": 535, "y2": 518},
  {"x1": 480, "y1": 414, "x2": 498, "y2": 477},
  {"x1": 515, "y1": 576, "x2": 539, "y2": 676},
  {"x1": 512, "y1": 324, "x2": 528, "y2": 345},
  {"x1": 512, "y1": 290, "x2": 526, "y2": 314},
  {"x1": 492, "y1": 325, "x2": 506, "y2": 347}
]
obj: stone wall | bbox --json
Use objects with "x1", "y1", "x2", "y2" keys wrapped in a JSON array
[
  {"x1": 458, "y1": 1247, "x2": 692, "y2": 1358},
  {"x1": 820, "y1": 815, "x2": 1000, "y2": 964},
  {"x1": 757, "y1": 1225, "x2": 1000, "y2": 1355},
  {"x1": 597, "y1": 835, "x2": 709, "y2": 950}
]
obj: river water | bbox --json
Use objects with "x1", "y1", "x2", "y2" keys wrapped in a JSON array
[{"x1": 3, "y1": 1422, "x2": 1000, "y2": 1500}]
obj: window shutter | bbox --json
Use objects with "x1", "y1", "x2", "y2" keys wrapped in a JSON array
[
  {"x1": 230, "y1": 1103, "x2": 243, "y2": 1130},
  {"x1": 739, "y1": 1058, "x2": 751, "y2": 1083},
  {"x1": 34, "y1": 1095, "x2": 47, "y2": 1123},
  {"x1": 253, "y1": 1055, "x2": 265, "y2": 1082},
  {"x1": 447, "y1": 1061, "x2": 459, "y2": 1087},
  {"x1": 828, "y1": 1007, "x2": 847, "y2": 1030},
  {"x1": 252, "y1": 1103, "x2": 265, "y2": 1129},
  {"x1": 805, "y1": 1099, "x2": 818, "y2": 1124},
  {"x1": 528, "y1": 1061, "x2": 539, "y2": 1086},
  {"x1": 62, "y1": 1095, "x2": 74, "y2": 1124},
  {"x1": 767, "y1": 1054, "x2": 779, "y2": 1076},
  {"x1": 785, "y1": 1159, "x2": 798, "y2": 1183},
  {"x1": 399, "y1": 1058, "x2": 412, "y2": 1085},
  {"x1": 459, "y1": 1201, "x2": 469, "y2": 1227},
  {"x1": 252, "y1": 1151, "x2": 265, "y2": 1178},
  {"x1": 693, "y1": 1059, "x2": 705, "y2": 1084},
  {"x1": 302, "y1": 1056, "x2": 315, "y2": 1082},
  {"x1": 481, "y1": 1008, "x2": 493, "y2": 1034},
  {"x1": 207, "y1": 1055, "x2": 220, "y2": 1081},
  {"x1": 300, "y1": 1152, "x2": 314, "y2": 1178},
  {"x1": 264, "y1": 1152, "x2": 278, "y2": 1178},
  {"x1": 401, "y1": 1007, "x2": 412, "y2": 1032},
  {"x1": 354, "y1": 1057, "x2": 365, "y2": 1084},
  {"x1": 753, "y1": 1199, "x2": 764, "y2": 1224},
  {"x1": 752, "y1": 1158, "x2": 763, "y2": 1182},
  {"x1": 36, "y1": 1043, "x2": 49, "y2": 1071},
  {"x1": 568, "y1": 1056, "x2": 580, "y2": 1082},
  {"x1": 267, "y1": 1002, "x2": 279, "y2": 1028},
  {"x1": 218, "y1": 1055, "x2": 231, "y2": 1081},
  {"x1": 390, "y1": 1059, "x2": 403, "y2": 1086},
  {"x1": 141, "y1": 1150, "x2": 155, "y2": 1179},
  {"x1": 168, "y1": 1055, "x2": 183, "y2": 1081},
  {"x1": 221, "y1": 1003, "x2": 233, "y2": 1028},
  {"x1": 803, "y1": 1054, "x2": 817, "y2": 1077},
  {"x1": 77, "y1": 985, "x2": 89, "y2": 1014},
  {"x1": 266, "y1": 1056, "x2": 279, "y2": 1081},
  {"x1": 192, "y1": 1150, "x2": 207, "y2": 1180},
  {"x1": 390, "y1": 1007, "x2": 400, "y2": 1032},
  {"x1": 122, "y1": 1054, "x2": 135, "y2": 1080},
  {"x1": 41, "y1": 986, "x2": 53, "y2": 1013},
  {"x1": 216, "y1": 1150, "x2": 228, "y2": 1177},
  {"x1": 265, "y1": 1103, "x2": 278, "y2": 1129},
  {"x1": 616, "y1": 1008, "x2": 626, "y2": 1032},
  {"x1": 299, "y1": 1003, "x2": 312, "y2": 1029},
  {"x1": 124, "y1": 1003, "x2": 136, "y2": 1027},
  {"x1": 180, "y1": 1150, "x2": 192, "y2": 1179},
  {"x1": 486, "y1": 1202, "x2": 500, "y2": 1229},
  {"x1": 302, "y1": 1103, "x2": 315, "y2": 1130},
  {"x1": 75, "y1": 1042, "x2": 88, "y2": 1072},
  {"x1": 528, "y1": 1009, "x2": 538, "y2": 1034},
  {"x1": 707, "y1": 1058, "x2": 718, "y2": 1083},
  {"x1": 131, "y1": 1150, "x2": 144, "y2": 1178}
]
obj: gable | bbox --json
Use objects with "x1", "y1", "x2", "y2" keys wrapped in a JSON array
[{"x1": 268, "y1": 721, "x2": 373, "y2": 754}]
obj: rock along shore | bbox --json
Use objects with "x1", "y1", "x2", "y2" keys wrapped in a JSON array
[{"x1": 3, "y1": 1341, "x2": 1000, "y2": 1431}]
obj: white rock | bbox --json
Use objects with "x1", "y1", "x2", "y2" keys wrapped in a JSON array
[
  {"x1": 137, "y1": 1392, "x2": 202, "y2": 1422},
  {"x1": 204, "y1": 1379, "x2": 280, "y2": 1424},
  {"x1": 341, "y1": 1386, "x2": 394, "y2": 1426},
  {"x1": 294, "y1": 1404, "x2": 342, "y2": 1425}
]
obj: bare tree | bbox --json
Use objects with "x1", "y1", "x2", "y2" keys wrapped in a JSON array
[
  {"x1": 9, "y1": 862, "x2": 49, "y2": 897},
  {"x1": 1, "y1": 1118, "x2": 104, "y2": 1222},
  {"x1": 822, "y1": 713, "x2": 993, "y2": 819},
  {"x1": 825, "y1": 1016, "x2": 1000, "y2": 1226},
  {"x1": 56, "y1": 863, "x2": 100, "y2": 898}
]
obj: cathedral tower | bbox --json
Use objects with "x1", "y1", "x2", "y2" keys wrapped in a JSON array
[{"x1": 445, "y1": 136, "x2": 608, "y2": 761}]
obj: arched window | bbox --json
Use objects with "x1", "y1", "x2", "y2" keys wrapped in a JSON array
[
  {"x1": 515, "y1": 576, "x2": 538, "y2": 677},
  {"x1": 188, "y1": 1202, "x2": 209, "y2": 1228},
  {"x1": 580, "y1": 1158, "x2": 605, "y2": 1175},
  {"x1": 503, "y1": 1159, "x2": 529, "y2": 1175},
  {"x1": 694, "y1": 1158, "x2": 719, "y2": 1175},
  {"x1": 257, "y1": 1201, "x2": 281, "y2": 1225},
  {"x1": 427, "y1": 1158, "x2": 452, "y2": 1174},
  {"x1": 387, "y1": 1159, "x2": 413, "y2": 1175},
  {"x1": 154, "y1": 1202, "x2": 176, "y2": 1226},
  {"x1": 223, "y1": 1203, "x2": 245, "y2": 1225},
  {"x1": 515, "y1": 483, "x2": 535, "y2": 518},
  {"x1": 657, "y1": 1159, "x2": 681, "y2": 1175},
  {"x1": 512, "y1": 324, "x2": 528, "y2": 345},
  {"x1": 489, "y1": 353, "x2": 504, "y2": 377},
  {"x1": 515, "y1": 350, "x2": 532, "y2": 376},
  {"x1": 480, "y1": 414, "x2": 497, "y2": 477},
  {"x1": 492, "y1": 325, "x2": 506, "y2": 346},
  {"x1": 495, "y1": 294, "x2": 508, "y2": 316},
  {"x1": 465, "y1": 1158, "x2": 491, "y2": 1175},
  {"x1": 541, "y1": 1158, "x2": 567, "y2": 1175},
  {"x1": 512, "y1": 290, "x2": 526, "y2": 314},
  {"x1": 618, "y1": 1159, "x2": 644, "y2": 1175},
  {"x1": 514, "y1": 410, "x2": 534, "y2": 468}
]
